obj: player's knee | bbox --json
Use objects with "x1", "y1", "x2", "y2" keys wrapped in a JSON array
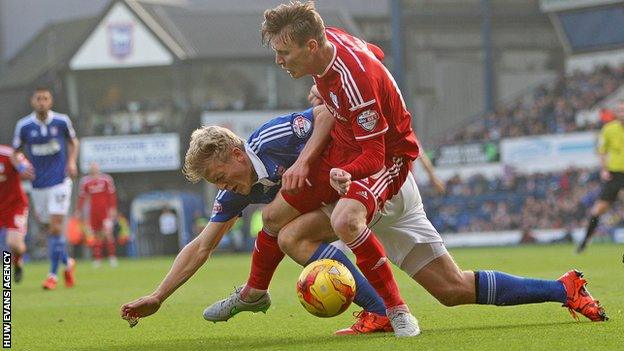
[
  {"x1": 330, "y1": 215, "x2": 364, "y2": 238},
  {"x1": 261, "y1": 207, "x2": 282, "y2": 234},
  {"x1": 5, "y1": 235, "x2": 19, "y2": 250},
  {"x1": 277, "y1": 231, "x2": 295, "y2": 254}
]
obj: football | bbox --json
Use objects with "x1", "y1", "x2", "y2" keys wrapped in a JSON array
[{"x1": 296, "y1": 258, "x2": 356, "y2": 318}]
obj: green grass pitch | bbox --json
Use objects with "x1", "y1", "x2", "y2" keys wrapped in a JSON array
[{"x1": 13, "y1": 244, "x2": 624, "y2": 350}]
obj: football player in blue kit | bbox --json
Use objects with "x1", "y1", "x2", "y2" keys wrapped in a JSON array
[
  {"x1": 121, "y1": 105, "x2": 392, "y2": 333},
  {"x1": 13, "y1": 87, "x2": 79, "y2": 290}
]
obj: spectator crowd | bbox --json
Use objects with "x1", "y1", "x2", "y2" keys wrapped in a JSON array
[
  {"x1": 422, "y1": 168, "x2": 623, "y2": 234},
  {"x1": 440, "y1": 65, "x2": 624, "y2": 144}
]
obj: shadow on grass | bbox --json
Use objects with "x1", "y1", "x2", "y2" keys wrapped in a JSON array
[
  {"x1": 427, "y1": 320, "x2": 580, "y2": 334},
  {"x1": 74, "y1": 321, "x2": 588, "y2": 351},
  {"x1": 74, "y1": 333, "x2": 392, "y2": 351}
]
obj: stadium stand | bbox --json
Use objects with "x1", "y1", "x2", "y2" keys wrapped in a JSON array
[
  {"x1": 440, "y1": 64, "x2": 624, "y2": 144},
  {"x1": 422, "y1": 167, "x2": 623, "y2": 234}
]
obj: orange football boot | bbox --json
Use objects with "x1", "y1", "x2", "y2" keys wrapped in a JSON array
[
  {"x1": 335, "y1": 311, "x2": 393, "y2": 335},
  {"x1": 42, "y1": 275, "x2": 57, "y2": 290},
  {"x1": 558, "y1": 270, "x2": 608, "y2": 321},
  {"x1": 64, "y1": 258, "x2": 76, "y2": 288}
]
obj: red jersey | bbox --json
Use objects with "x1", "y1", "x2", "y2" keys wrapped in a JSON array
[
  {"x1": 314, "y1": 27, "x2": 420, "y2": 178},
  {"x1": 78, "y1": 173, "x2": 117, "y2": 223},
  {"x1": 0, "y1": 145, "x2": 28, "y2": 214}
]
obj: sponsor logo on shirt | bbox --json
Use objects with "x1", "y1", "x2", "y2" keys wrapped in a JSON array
[
  {"x1": 292, "y1": 115, "x2": 312, "y2": 139},
  {"x1": 87, "y1": 180, "x2": 107, "y2": 194},
  {"x1": 357, "y1": 110, "x2": 379, "y2": 132},
  {"x1": 31, "y1": 140, "x2": 61, "y2": 156},
  {"x1": 356, "y1": 190, "x2": 368, "y2": 199}
]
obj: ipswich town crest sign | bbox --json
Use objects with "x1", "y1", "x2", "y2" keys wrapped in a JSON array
[{"x1": 108, "y1": 22, "x2": 134, "y2": 60}]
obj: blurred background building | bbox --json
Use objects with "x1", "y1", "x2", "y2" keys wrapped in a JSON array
[{"x1": 1, "y1": 0, "x2": 623, "y2": 255}]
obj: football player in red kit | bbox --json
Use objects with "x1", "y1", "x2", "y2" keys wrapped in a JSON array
[
  {"x1": 0, "y1": 145, "x2": 33, "y2": 282},
  {"x1": 76, "y1": 162, "x2": 118, "y2": 267},
  {"x1": 206, "y1": 1, "x2": 421, "y2": 337}
]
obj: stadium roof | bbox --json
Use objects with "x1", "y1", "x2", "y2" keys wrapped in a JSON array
[
  {"x1": 132, "y1": 0, "x2": 362, "y2": 60},
  {"x1": 0, "y1": 0, "x2": 363, "y2": 89},
  {"x1": 0, "y1": 16, "x2": 97, "y2": 89}
]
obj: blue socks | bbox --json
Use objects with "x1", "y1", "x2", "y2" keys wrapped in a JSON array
[
  {"x1": 307, "y1": 242, "x2": 387, "y2": 316},
  {"x1": 48, "y1": 235, "x2": 69, "y2": 276},
  {"x1": 475, "y1": 270, "x2": 567, "y2": 306}
]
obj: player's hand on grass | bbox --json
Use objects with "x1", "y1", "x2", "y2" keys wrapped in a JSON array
[
  {"x1": 282, "y1": 160, "x2": 310, "y2": 194},
  {"x1": 308, "y1": 85, "x2": 322, "y2": 107},
  {"x1": 329, "y1": 168, "x2": 351, "y2": 196},
  {"x1": 121, "y1": 295, "x2": 161, "y2": 323}
]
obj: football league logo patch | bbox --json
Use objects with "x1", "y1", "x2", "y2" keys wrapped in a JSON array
[
  {"x1": 292, "y1": 115, "x2": 312, "y2": 138},
  {"x1": 357, "y1": 110, "x2": 379, "y2": 132}
]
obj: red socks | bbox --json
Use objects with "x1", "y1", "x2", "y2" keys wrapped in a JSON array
[
  {"x1": 106, "y1": 238, "x2": 116, "y2": 257},
  {"x1": 244, "y1": 229, "x2": 285, "y2": 293},
  {"x1": 347, "y1": 228, "x2": 404, "y2": 308},
  {"x1": 92, "y1": 239, "x2": 103, "y2": 260}
]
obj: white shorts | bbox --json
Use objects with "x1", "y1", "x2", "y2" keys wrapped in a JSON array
[
  {"x1": 31, "y1": 178, "x2": 73, "y2": 223},
  {"x1": 323, "y1": 172, "x2": 444, "y2": 272}
]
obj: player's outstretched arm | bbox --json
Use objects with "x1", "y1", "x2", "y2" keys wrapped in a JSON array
[
  {"x1": 120, "y1": 217, "x2": 237, "y2": 321},
  {"x1": 282, "y1": 105, "x2": 334, "y2": 193}
]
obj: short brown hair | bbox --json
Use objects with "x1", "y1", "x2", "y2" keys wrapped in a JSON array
[
  {"x1": 32, "y1": 86, "x2": 53, "y2": 96},
  {"x1": 183, "y1": 126, "x2": 244, "y2": 183},
  {"x1": 261, "y1": 1, "x2": 326, "y2": 47}
]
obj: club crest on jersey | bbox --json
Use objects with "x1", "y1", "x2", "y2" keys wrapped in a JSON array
[
  {"x1": 50, "y1": 126, "x2": 58, "y2": 136},
  {"x1": 276, "y1": 165, "x2": 287, "y2": 177},
  {"x1": 292, "y1": 115, "x2": 312, "y2": 138},
  {"x1": 357, "y1": 110, "x2": 379, "y2": 132},
  {"x1": 30, "y1": 130, "x2": 38, "y2": 137},
  {"x1": 108, "y1": 22, "x2": 134, "y2": 60},
  {"x1": 330, "y1": 92, "x2": 339, "y2": 109},
  {"x1": 212, "y1": 201, "x2": 223, "y2": 216}
]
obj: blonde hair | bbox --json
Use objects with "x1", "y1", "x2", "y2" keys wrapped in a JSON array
[
  {"x1": 183, "y1": 126, "x2": 244, "y2": 183},
  {"x1": 261, "y1": 1, "x2": 326, "y2": 47}
]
